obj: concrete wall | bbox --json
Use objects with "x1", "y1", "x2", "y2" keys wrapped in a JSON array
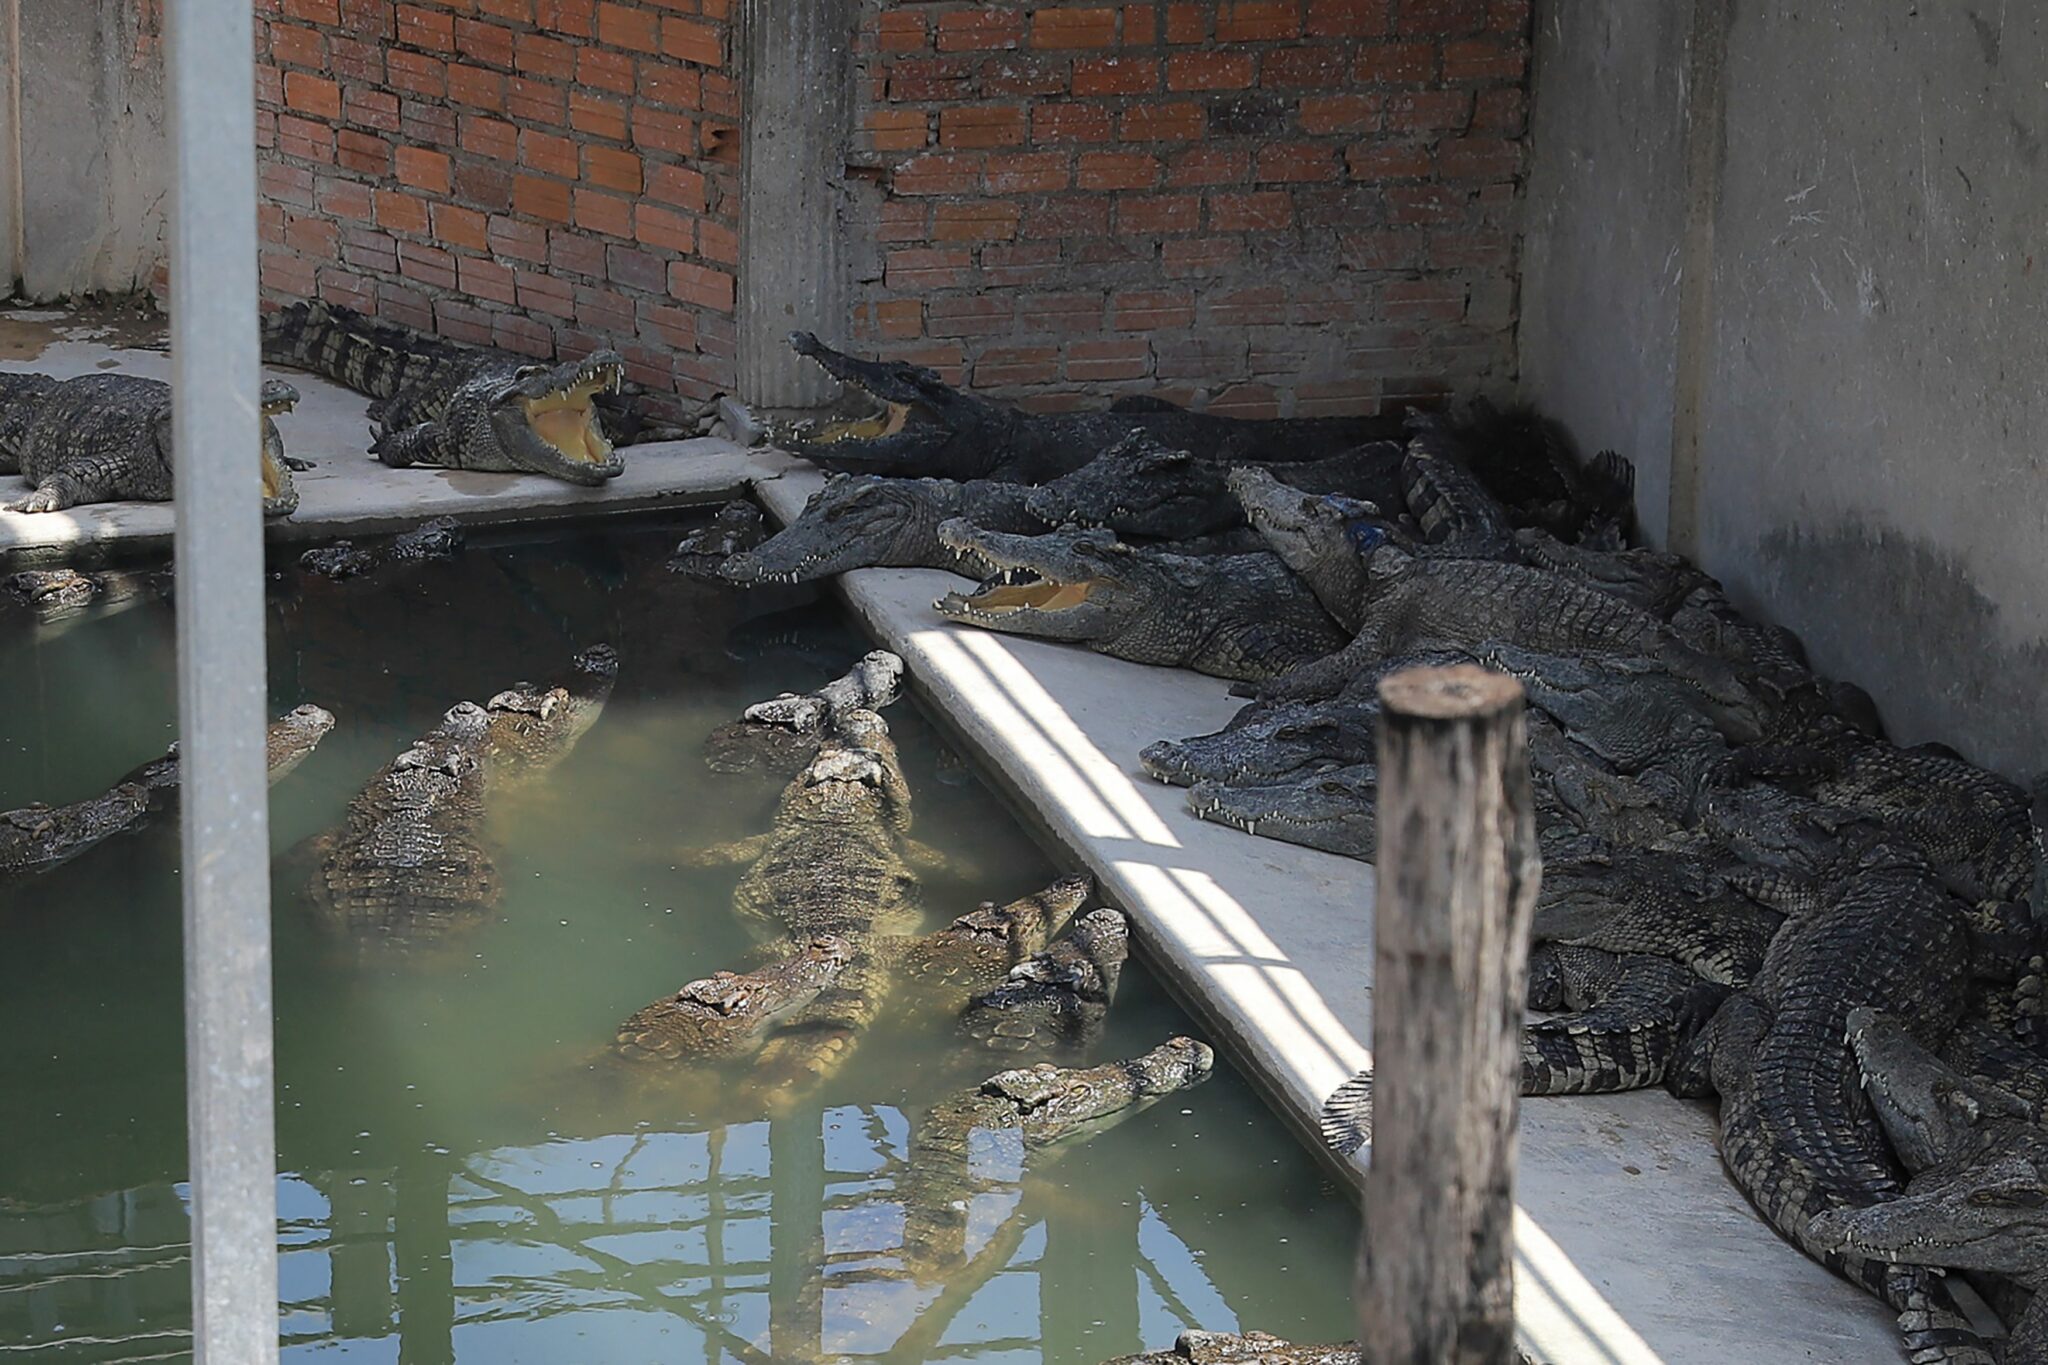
[
  {"x1": 8, "y1": 0, "x2": 166, "y2": 299},
  {"x1": 1521, "y1": 1, "x2": 2048, "y2": 779}
]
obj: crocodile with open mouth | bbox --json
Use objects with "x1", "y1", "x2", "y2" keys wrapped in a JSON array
[
  {"x1": 306, "y1": 646, "x2": 617, "y2": 951},
  {"x1": 932, "y1": 520, "x2": 1348, "y2": 683},
  {"x1": 781, "y1": 332, "x2": 1401, "y2": 483},
  {"x1": 260, "y1": 301, "x2": 627, "y2": 485},
  {"x1": 720, "y1": 474, "x2": 1041, "y2": 586},
  {"x1": 0, "y1": 371, "x2": 301, "y2": 515},
  {"x1": 1, "y1": 703, "x2": 335, "y2": 880}
]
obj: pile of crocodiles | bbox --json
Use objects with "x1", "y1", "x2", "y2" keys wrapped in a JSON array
[{"x1": 697, "y1": 333, "x2": 2048, "y2": 1362}]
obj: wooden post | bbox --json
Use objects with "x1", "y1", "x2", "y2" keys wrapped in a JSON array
[{"x1": 1358, "y1": 664, "x2": 1539, "y2": 1365}]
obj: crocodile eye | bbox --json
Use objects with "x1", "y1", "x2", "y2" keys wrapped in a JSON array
[
  {"x1": 1971, "y1": 1187, "x2": 2048, "y2": 1208},
  {"x1": 1318, "y1": 779, "x2": 1347, "y2": 795},
  {"x1": 514, "y1": 364, "x2": 546, "y2": 379},
  {"x1": 1273, "y1": 725, "x2": 1303, "y2": 741}
]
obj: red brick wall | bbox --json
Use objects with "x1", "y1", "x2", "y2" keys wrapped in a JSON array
[
  {"x1": 251, "y1": 0, "x2": 739, "y2": 414},
  {"x1": 846, "y1": 0, "x2": 1530, "y2": 416}
]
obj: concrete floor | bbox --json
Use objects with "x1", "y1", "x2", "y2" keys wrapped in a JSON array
[
  {"x1": 0, "y1": 309, "x2": 751, "y2": 564},
  {"x1": 750, "y1": 451, "x2": 1915, "y2": 1365}
]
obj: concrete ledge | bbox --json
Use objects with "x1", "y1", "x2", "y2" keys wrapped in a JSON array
[
  {"x1": 747, "y1": 450, "x2": 1906, "y2": 1365},
  {"x1": 0, "y1": 310, "x2": 752, "y2": 565}
]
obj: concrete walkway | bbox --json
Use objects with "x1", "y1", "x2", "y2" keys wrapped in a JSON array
[
  {"x1": 747, "y1": 450, "x2": 1911, "y2": 1365},
  {"x1": 0, "y1": 309, "x2": 751, "y2": 564}
]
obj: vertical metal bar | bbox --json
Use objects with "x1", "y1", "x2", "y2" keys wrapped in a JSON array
[
  {"x1": 165, "y1": 0, "x2": 277, "y2": 1361},
  {"x1": 0, "y1": 0, "x2": 21, "y2": 290}
]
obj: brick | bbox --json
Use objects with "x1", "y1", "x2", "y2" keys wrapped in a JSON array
[
  {"x1": 1166, "y1": 52, "x2": 1255, "y2": 91},
  {"x1": 1166, "y1": 147, "x2": 1252, "y2": 185},
  {"x1": 597, "y1": 2, "x2": 659, "y2": 51},
  {"x1": 1394, "y1": 0, "x2": 1485, "y2": 35},
  {"x1": 261, "y1": 161, "x2": 315, "y2": 208},
  {"x1": 458, "y1": 254, "x2": 517, "y2": 305},
  {"x1": 1209, "y1": 383, "x2": 1281, "y2": 418},
  {"x1": 894, "y1": 153, "x2": 983, "y2": 195},
  {"x1": 453, "y1": 161, "x2": 514, "y2": 211},
  {"x1": 395, "y1": 4, "x2": 454, "y2": 51},
  {"x1": 984, "y1": 151, "x2": 1070, "y2": 193},
  {"x1": 1473, "y1": 86, "x2": 1526, "y2": 132},
  {"x1": 261, "y1": 249, "x2": 319, "y2": 295},
  {"x1": 376, "y1": 188, "x2": 430, "y2": 233},
  {"x1": 940, "y1": 104, "x2": 1027, "y2": 150},
  {"x1": 1032, "y1": 103, "x2": 1115, "y2": 144},
  {"x1": 933, "y1": 200, "x2": 1022, "y2": 241},
  {"x1": 1072, "y1": 56, "x2": 1158, "y2": 96},
  {"x1": 1306, "y1": 0, "x2": 1389, "y2": 35},
  {"x1": 1120, "y1": 101, "x2": 1204, "y2": 142},
  {"x1": 1164, "y1": 3, "x2": 1207, "y2": 41},
  {"x1": 573, "y1": 188, "x2": 635, "y2": 237},
  {"x1": 284, "y1": 214, "x2": 340, "y2": 259},
  {"x1": 936, "y1": 9, "x2": 1024, "y2": 51},
  {"x1": 569, "y1": 90, "x2": 630, "y2": 140},
  {"x1": 1117, "y1": 193, "x2": 1202, "y2": 235},
  {"x1": 377, "y1": 283, "x2": 435, "y2": 331},
  {"x1": 317, "y1": 269, "x2": 380, "y2": 313},
  {"x1": 632, "y1": 107, "x2": 698, "y2": 155},
  {"x1": 1387, "y1": 90, "x2": 1473, "y2": 131},
  {"x1": 271, "y1": 24, "x2": 326, "y2": 68},
  {"x1": 1162, "y1": 236, "x2": 1243, "y2": 276},
  {"x1": 1078, "y1": 151, "x2": 1160, "y2": 190},
  {"x1": 397, "y1": 239, "x2": 457, "y2": 290},
  {"x1": 434, "y1": 300, "x2": 497, "y2": 347},
  {"x1": 634, "y1": 204, "x2": 695, "y2": 252},
  {"x1": 1155, "y1": 335, "x2": 1248, "y2": 379},
  {"x1": 669, "y1": 260, "x2": 736, "y2": 311},
  {"x1": 393, "y1": 145, "x2": 451, "y2": 193},
  {"x1": 1030, "y1": 7, "x2": 1117, "y2": 48},
  {"x1": 1124, "y1": 2, "x2": 1158, "y2": 43},
  {"x1": 1260, "y1": 45, "x2": 1351, "y2": 86},
  {"x1": 1299, "y1": 93, "x2": 1384, "y2": 134},
  {"x1": 515, "y1": 31, "x2": 576, "y2": 79},
  {"x1": 336, "y1": 130, "x2": 392, "y2": 174},
  {"x1": 1205, "y1": 286, "x2": 1289, "y2": 327},
  {"x1": 584, "y1": 145, "x2": 643, "y2": 192},
  {"x1": 277, "y1": 114, "x2": 336, "y2": 162},
  {"x1": 662, "y1": 17, "x2": 722, "y2": 65},
  {"x1": 513, "y1": 174, "x2": 572, "y2": 221},
  {"x1": 1216, "y1": 2, "x2": 1302, "y2": 41},
  {"x1": 460, "y1": 114, "x2": 518, "y2": 159},
  {"x1": 433, "y1": 202, "x2": 490, "y2": 249},
  {"x1": 1354, "y1": 41, "x2": 1438, "y2": 82},
  {"x1": 1257, "y1": 143, "x2": 1341, "y2": 183},
  {"x1": 876, "y1": 11, "x2": 927, "y2": 51},
  {"x1": 317, "y1": 177, "x2": 376, "y2": 221},
  {"x1": 1018, "y1": 290, "x2": 1104, "y2": 332},
  {"x1": 1111, "y1": 289, "x2": 1195, "y2": 330},
  {"x1": 1065, "y1": 338, "x2": 1151, "y2": 382},
  {"x1": 1387, "y1": 183, "x2": 1466, "y2": 224},
  {"x1": 344, "y1": 86, "x2": 400, "y2": 131},
  {"x1": 455, "y1": 17, "x2": 516, "y2": 69},
  {"x1": 578, "y1": 46, "x2": 636, "y2": 94},
  {"x1": 1210, "y1": 190, "x2": 1294, "y2": 231},
  {"x1": 928, "y1": 295, "x2": 1015, "y2": 337},
  {"x1": 282, "y1": 0, "x2": 339, "y2": 23},
  {"x1": 494, "y1": 312, "x2": 555, "y2": 357},
  {"x1": 519, "y1": 129, "x2": 579, "y2": 177},
  {"x1": 1348, "y1": 141, "x2": 1432, "y2": 179},
  {"x1": 1442, "y1": 37, "x2": 1526, "y2": 80},
  {"x1": 488, "y1": 214, "x2": 549, "y2": 261},
  {"x1": 866, "y1": 108, "x2": 928, "y2": 152},
  {"x1": 519, "y1": 269, "x2": 576, "y2": 317},
  {"x1": 640, "y1": 61, "x2": 702, "y2": 109},
  {"x1": 1022, "y1": 195, "x2": 1112, "y2": 238},
  {"x1": 332, "y1": 37, "x2": 386, "y2": 83},
  {"x1": 973, "y1": 345, "x2": 1060, "y2": 386},
  {"x1": 646, "y1": 162, "x2": 709, "y2": 210},
  {"x1": 1436, "y1": 136, "x2": 1521, "y2": 180},
  {"x1": 981, "y1": 241, "x2": 1063, "y2": 286},
  {"x1": 888, "y1": 56, "x2": 974, "y2": 101},
  {"x1": 605, "y1": 243, "x2": 667, "y2": 292}
]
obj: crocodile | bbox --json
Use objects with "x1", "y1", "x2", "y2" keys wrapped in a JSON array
[
  {"x1": 1139, "y1": 696, "x2": 1381, "y2": 789},
  {"x1": 665, "y1": 500, "x2": 766, "y2": 579},
  {"x1": 887, "y1": 874, "x2": 1093, "y2": 1018},
  {"x1": 611, "y1": 935, "x2": 855, "y2": 1063},
  {"x1": 0, "y1": 371, "x2": 301, "y2": 515},
  {"x1": 1516, "y1": 944, "x2": 1734, "y2": 1097},
  {"x1": 933, "y1": 521, "x2": 1348, "y2": 683},
  {"x1": 1403, "y1": 400, "x2": 1636, "y2": 546},
  {"x1": 1, "y1": 703, "x2": 334, "y2": 879},
  {"x1": 960, "y1": 907, "x2": 1129, "y2": 1051},
  {"x1": 1023, "y1": 430, "x2": 1408, "y2": 542},
  {"x1": 1809, "y1": 1009, "x2": 2048, "y2": 1361},
  {"x1": 778, "y1": 1038, "x2": 1215, "y2": 1355},
  {"x1": 1532, "y1": 844, "x2": 1787, "y2": 988},
  {"x1": 690, "y1": 707, "x2": 938, "y2": 1096},
  {"x1": 4, "y1": 564, "x2": 172, "y2": 625},
  {"x1": 701, "y1": 650, "x2": 905, "y2": 777},
  {"x1": 721, "y1": 474, "x2": 1039, "y2": 586},
  {"x1": 781, "y1": 331, "x2": 1401, "y2": 483},
  {"x1": 298, "y1": 516, "x2": 464, "y2": 581},
  {"x1": 1188, "y1": 763, "x2": 1378, "y2": 860},
  {"x1": 260, "y1": 300, "x2": 626, "y2": 484},
  {"x1": 1102, "y1": 1330, "x2": 1362, "y2": 1365},
  {"x1": 1669, "y1": 848, "x2": 1994, "y2": 1364},
  {"x1": 1724, "y1": 736, "x2": 2036, "y2": 906},
  {"x1": 306, "y1": 646, "x2": 616, "y2": 951}
]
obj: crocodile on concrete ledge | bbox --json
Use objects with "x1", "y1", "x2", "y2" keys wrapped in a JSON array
[
  {"x1": 1138, "y1": 696, "x2": 1382, "y2": 789},
  {"x1": 721, "y1": 474, "x2": 1041, "y2": 585},
  {"x1": 0, "y1": 371, "x2": 301, "y2": 515},
  {"x1": 1, "y1": 703, "x2": 334, "y2": 880},
  {"x1": 261, "y1": 300, "x2": 627, "y2": 485},
  {"x1": 779, "y1": 331, "x2": 1401, "y2": 483},
  {"x1": 306, "y1": 646, "x2": 616, "y2": 953},
  {"x1": 1809, "y1": 1008, "x2": 2048, "y2": 1360},
  {"x1": 933, "y1": 520, "x2": 1348, "y2": 683}
]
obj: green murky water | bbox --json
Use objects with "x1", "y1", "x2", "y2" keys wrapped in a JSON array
[{"x1": 0, "y1": 512, "x2": 1355, "y2": 1363}]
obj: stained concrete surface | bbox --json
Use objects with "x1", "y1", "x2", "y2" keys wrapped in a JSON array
[
  {"x1": 749, "y1": 450, "x2": 1909, "y2": 1365},
  {"x1": 1520, "y1": 0, "x2": 2048, "y2": 778},
  {"x1": 0, "y1": 310, "x2": 751, "y2": 563}
]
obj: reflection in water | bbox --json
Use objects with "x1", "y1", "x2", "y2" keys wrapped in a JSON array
[{"x1": 0, "y1": 511, "x2": 1355, "y2": 1362}]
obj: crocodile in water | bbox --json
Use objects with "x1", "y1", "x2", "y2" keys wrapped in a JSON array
[
  {"x1": 298, "y1": 516, "x2": 464, "y2": 581},
  {"x1": 0, "y1": 371, "x2": 301, "y2": 515},
  {"x1": 960, "y1": 906, "x2": 1129, "y2": 1051}
]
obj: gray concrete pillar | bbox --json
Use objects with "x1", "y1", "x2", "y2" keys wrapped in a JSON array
[
  {"x1": 1666, "y1": 0, "x2": 1731, "y2": 561},
  {"x1": 0, "y1": 0, "x2": 19, "y2": 295},
  {"x1": 736, "y1": 0, "x2": 854, "y2": 410}
]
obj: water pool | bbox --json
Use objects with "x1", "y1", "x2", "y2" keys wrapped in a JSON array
[{"x1": 0, "y1": 510, "x2": 1356, "y2": 1363}]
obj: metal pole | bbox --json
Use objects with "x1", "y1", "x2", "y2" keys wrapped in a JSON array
[{"x1": 166, "y1": 0, "x2": 278, "y2": 1360}]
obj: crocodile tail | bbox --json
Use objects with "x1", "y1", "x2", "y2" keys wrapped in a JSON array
[{"x1": 261, "y1": 300, "x2": 476, "y2": 402}]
